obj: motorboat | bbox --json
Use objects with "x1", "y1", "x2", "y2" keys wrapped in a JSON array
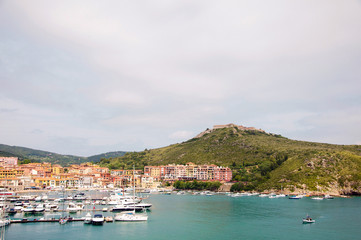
[
  {"x1": 111, "y1": 204, "x2": 144, "y2": 212},
  {"x1": 324, "y1": 195, "x2": 334, "y2": 199},
  {"x1": 67, "y1": 202, "x2": 84, "y2": 213},
  {"x1": 34, "y1": 196, "x2": 42, "y2": 202},
  {"x1": 23, "y1": 205, "x2": 35, "y2": 213},
  {"x1": 84, "y1": 212, "x2": 92, "y2": 224},
  {"x1": 105, "y1": 216, "x2": 113, "y2": 222},
  {"x1": 91, "y1": 214, "x2": 105, "y2": 225},
  {"x1": 34, "y1": 204, "x2": 45, "y2": 213},
  {"x1": 7, "y1": 208, "x2": 17, "y2": 214},
  {"x1": 302, "y1": 215, "x2": 315, "y2": 224},
  {"x1": 289, "y1": 195, "x2": 303, "y2": 199},
  {"x1": 312, "y1": 197, "x2": 324, "y2": 200},
  {"x1": 74, "y1": 193, "x2": 87, "y2": 200},
  {"x1": 14, "y1": 201, "x2": 23, "y2": 206},
  {"x1": 114, "y1": 211, "x2": 148, "y2": 222}
]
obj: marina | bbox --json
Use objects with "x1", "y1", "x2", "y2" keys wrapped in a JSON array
[{"x1": 2, "y1": 192, "x2": 361, "y2": 240}]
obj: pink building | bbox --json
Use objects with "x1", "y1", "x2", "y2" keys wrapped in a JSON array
[{"x1": 0, "y1": 157, "x2": 18, "y2": 168}]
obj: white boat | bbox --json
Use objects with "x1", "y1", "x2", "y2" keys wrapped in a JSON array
[
  {"x1": 114, "y1": 165, "x2": 148, "y2": 222},
  {"x1": 275, "y1": 194, "x2": 286, "y2": 198},
  {"x1": 312, "y1": 197, "x2": 324, "y2": 200},
  {"x1": 34, "y1": 204, "x2": 45, "y2": 213},
  {"x1": 67, "y1": 202, "x2": 84, "y2": 213},
  {"x1": 289, "y1": 195, "x2": 303, "y2": 199},
  {"x1": 114, "y1": 211, "x2": 148, "y2": 222},
  {"x1": 34, "y1": 196, "x2": 42, "y2": 202},
  {"x1": 74, "y1": 193, "x2": 87, "y2": 200},
  {"x1": 41, "y1": 195, "x2": 48, "y2": 201},
  {"x1": 84, "y1": 212, "x2": 92, "y2": 224},
  {"x1": 324, "y1": 195, "x2": 334, "y2": 199},
  {"x1": 91, "y1": 214, "x2": 105, "y2": 225},
  {"x1": 259, "y1": 194, "x2": 269, "y2": 197},
  {"x1": 23, "y1": 205, "x2": 35, "y2": 213},
  {"x1": 302, "y1": 215, "x2": 315, "y2": 224}
]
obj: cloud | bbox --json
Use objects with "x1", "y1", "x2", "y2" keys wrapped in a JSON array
[{"x1": 0, "y1": 1, "x2": 360, "y2": 155}]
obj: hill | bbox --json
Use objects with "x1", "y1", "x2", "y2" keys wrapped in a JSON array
[
  {"x1": 0, "y1": 144, "x2": 126, "y2": 166},
  {"x1": 99, "y1": 125, "x2": 361, "y2": 195},
  {"x1": 87, "y1": 151, "x2": 126, "y2": 163}
]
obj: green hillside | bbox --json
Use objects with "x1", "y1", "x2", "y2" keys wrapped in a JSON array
[
  {"x1": 87, "y1": 151, "x2": 126, "y2": 163},
  {"x1": 0, "y1": 144, "x2": 126, "y2": 166},
  {"x1": 100, "y1": 127, "x2": 361, "y2": 194}
]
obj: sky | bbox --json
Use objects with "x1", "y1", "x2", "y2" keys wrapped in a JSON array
[{"x1": 0, "y1": 1, "x2": 361, "y2": 156}]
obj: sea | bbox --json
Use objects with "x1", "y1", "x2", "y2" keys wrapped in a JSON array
[{"x1": 4, "y1": 192, "x2": 361, "y2": 240}]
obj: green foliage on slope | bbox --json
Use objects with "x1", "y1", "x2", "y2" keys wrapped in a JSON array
[
  {"x1": 100, "y1": 127, "x2": 361, "y2": 193},
  {"x1": 0, "y1": 144, "x2": 126, "y2": 166}
]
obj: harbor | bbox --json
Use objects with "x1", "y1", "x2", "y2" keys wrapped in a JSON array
[{"x1": 2, "y1": 193, "x2": 361, "y2": 240}]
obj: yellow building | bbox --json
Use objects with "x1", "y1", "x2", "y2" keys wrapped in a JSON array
[
  {"x1": 52, "y1": 165, "x2": 64, "y2": 175},
  {"x1": 0, "y1": 169, "x2": 16, "y2": 178}
]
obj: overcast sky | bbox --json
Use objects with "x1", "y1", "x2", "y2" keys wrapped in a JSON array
[{"x1": 1, "y1": 1, "x2": 360, "y2": 156}]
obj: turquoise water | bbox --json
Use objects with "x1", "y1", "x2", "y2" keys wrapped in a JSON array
[{"x1": 5, "y1": 194, "x2": 361, "y2": 240}]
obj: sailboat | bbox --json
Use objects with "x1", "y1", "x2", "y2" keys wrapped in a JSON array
[
  {"x1": 59, "y1": 187, "x2": 68, "y2": 225},
  {"x1": 114, "y1": 166, "x2": 148, "y2": 222}
]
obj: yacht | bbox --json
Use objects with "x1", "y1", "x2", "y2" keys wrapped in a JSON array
[
  {"x1": 23, "y1": 205, "x2": 35, "y2": 213},
  {"x1": 114, "y1": 211, "x2": 148, "y2": 222},
  {"x1": 112, "y1": 204, "x2": 144, "y2": 212},
  {"x1": 34, "y1": 196, "x2": 42, "y2": 202},
  {"x1": 34, "y1": 204, "x2": 45, "y2": 213},
  {"x1": 91, "y1": 214, "x2": 105, "y2": 225},
  {"x1": 67, "y1": 202, "x2": 84, "y2": 213},
  {"x1": 84, "y1": 212, "x2": 92, "y2": 224}
]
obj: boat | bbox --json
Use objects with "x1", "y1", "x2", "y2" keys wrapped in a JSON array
[
  {"x1": 111, "y1": 204, "x2": 144, "y2": 212},
  {"x1": 105, "y1": 216, "x2": 113, "y2": 222},
  {"x1": 302, "y1": 215, "x2": 315, "y2": 224},
  {"x1": 84, "y1": 212, "x2": 92, "y2": 224},
  {"x1": 34, "y1": 204, "x2": 45, "y2": 213},
  {"x1": 114, "y1": 210, "x2": 148, "y2": 222},
  {"x1": 289, "y1": 195, "x2": 303, "y2": 199},
  {"x1": 0, "y1": 188, "x2": 16, "y2": 197},
  {"x1": 67, "y1": 202, "x2": 84, "y2": 213},
  {"x1": 34, "y1": 196, "x2": 42, "y2": 202},
  {"x1": 91, "y1": 214, "x2": 105, "y2": 225},
  {"x1": 23, "y1": 205, "x2": 35, "y2": 213},
  {"x1": 311, "y1": 197, "x2": 324, "y2": 200},
  {"x1": 59, "y1": 217, "x2": 68, "y2": 225},
  {"x1": 324, "y1": 195, "x2": 334, "y2": 199},
  {"x1": 59, "y1": 187, "x2": 67, "y2": 225},
  {"x1": 114, "y1": 165, "x2": 148, "y2": 222},
  {"x1": 7, "y1": 208, "x2": 17, "y2": 215},
  {"x1": 74, "y1": 193, "x2": 86, "y2": 200}
]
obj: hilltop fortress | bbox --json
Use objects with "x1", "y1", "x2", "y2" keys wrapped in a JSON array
[{"x1": 195, "y1": 123, "x2": 265, "y2": 138}]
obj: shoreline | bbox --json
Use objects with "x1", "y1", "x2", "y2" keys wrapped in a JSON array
[{"x1": 9, "y1": 188, "x2": 357, "y2": 198}]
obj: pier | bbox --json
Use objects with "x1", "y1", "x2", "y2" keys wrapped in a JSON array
[{"x1": 10, "y1": 218, "x2": 85, "y2": 224}]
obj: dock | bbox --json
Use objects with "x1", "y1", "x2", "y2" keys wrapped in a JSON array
[{"x1": 10, "y1": 218, "x2": 85, "y2": 224}]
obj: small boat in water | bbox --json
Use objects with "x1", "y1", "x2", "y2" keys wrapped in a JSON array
[
  {"x1": 91, "y1": 214, "x2": 105, "y2": 225},
  {"x1": 84, "y1": 212, "x2": 92, "y2": 224},
  {"x1": 114, "y1": 210, "x2": 148, "y2": 222},
  {"x1": 302, "y1": 215, "x2": 315, "y2": 224}
]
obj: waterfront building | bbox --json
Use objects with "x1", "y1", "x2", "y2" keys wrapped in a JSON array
[{"x1": 144, "y1": 163, "x2": 232, "y2": 182}]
